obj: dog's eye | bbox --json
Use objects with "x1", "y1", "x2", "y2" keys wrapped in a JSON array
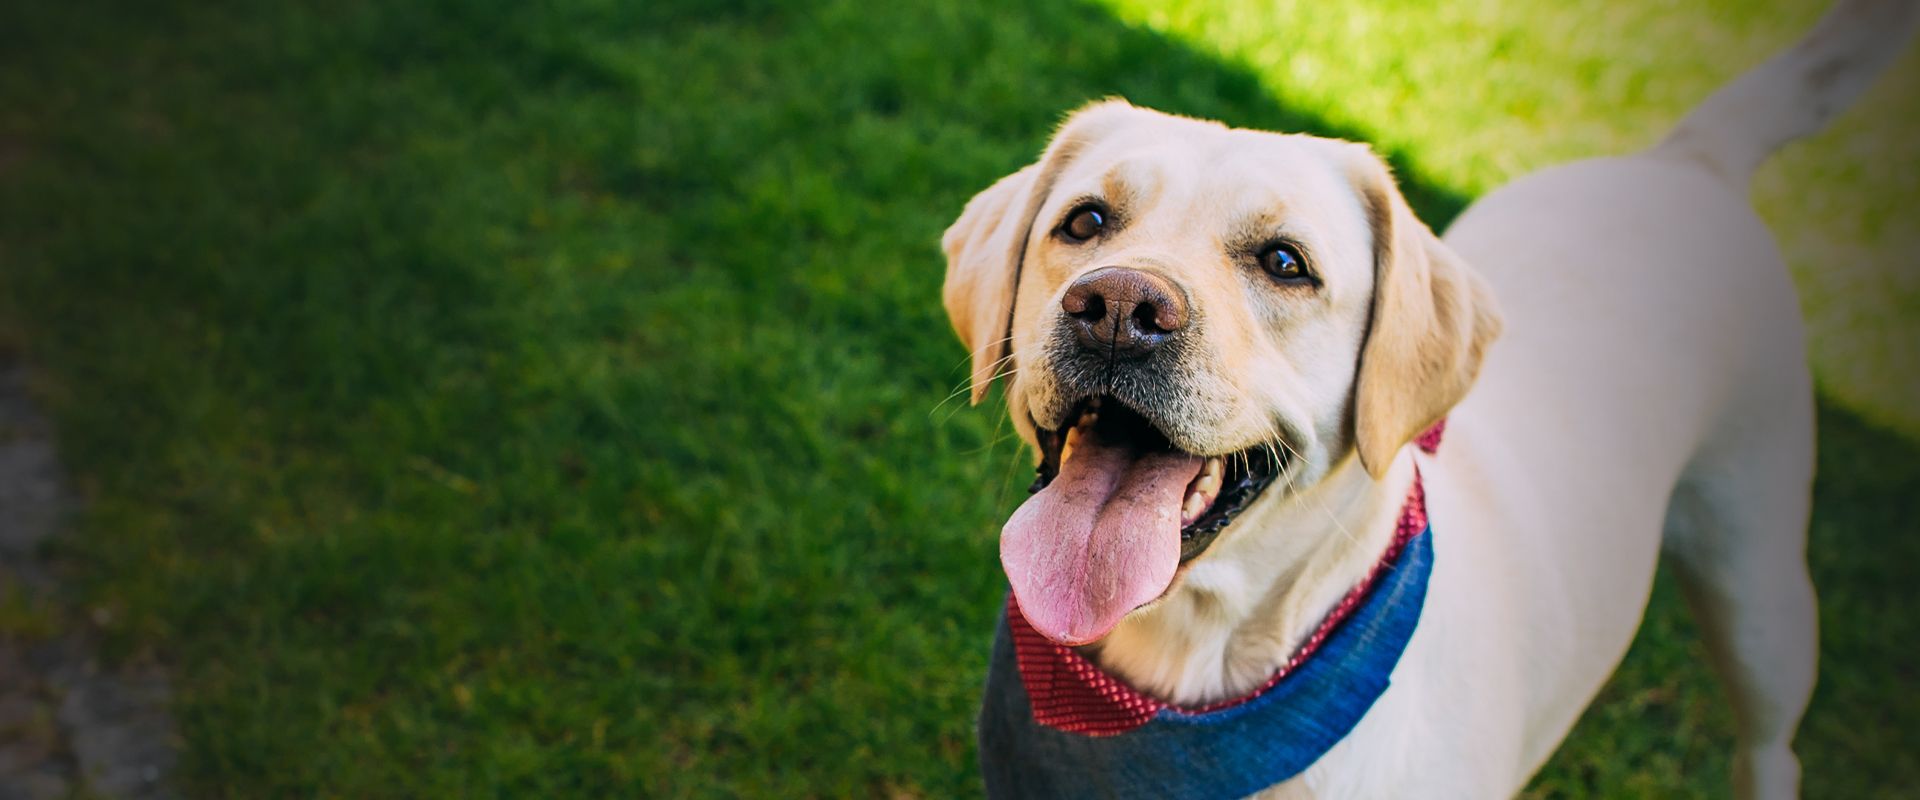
[
  {"x1": 1259, "y1": 242, "x2": 1308, "y2": 282},
  {"x1": 1062, "y1": 206, "x2": 1105, "y2": 241}
]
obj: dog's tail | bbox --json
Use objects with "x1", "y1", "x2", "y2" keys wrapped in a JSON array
[{"x1": 1654, "y1": 0, "x2": 1918, "y2": 182}]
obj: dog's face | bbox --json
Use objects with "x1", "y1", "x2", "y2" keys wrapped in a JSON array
[{"x1": 943, "y1": 101, "x2": 1500, "y2": 645}]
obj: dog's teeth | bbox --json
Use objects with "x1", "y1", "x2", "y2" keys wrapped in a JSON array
[
  {"x1": 1182, "y1": 492, "x2": 1207, "y2": 523},
  {"x1": 1193, "y1": 470, "x2": 1220, "y2": 498},
  {"x1": 1180, "y1": 458, "x2": 1227, "y2": 526}
]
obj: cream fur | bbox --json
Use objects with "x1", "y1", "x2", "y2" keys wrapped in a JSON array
[{"x1": 942, "y1": 3, "x2": 1916, "y2": 796}]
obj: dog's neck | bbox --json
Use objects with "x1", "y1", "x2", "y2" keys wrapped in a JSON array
[{"x1": 1085, "y1": 449, "x2": 1418, "y2": 706}]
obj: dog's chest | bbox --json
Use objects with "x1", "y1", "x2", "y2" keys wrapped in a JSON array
[{"x1": 975, "y1": 479, "x2": 1434, "y2": 799}]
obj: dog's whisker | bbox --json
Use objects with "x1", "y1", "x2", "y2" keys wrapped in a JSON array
[
  {"x1": 993, "y1": 417, "x2": 1037, "y2": 512},
  {"x1": 929, "y1": 350, "x2": 1022, "y2": 419},
  {"x1": 943, "y1": 364, "x2": 1020, "y2": 424},
  {"x1": 1267, "y1": 430, "x2": 1362, "y2": 549}
]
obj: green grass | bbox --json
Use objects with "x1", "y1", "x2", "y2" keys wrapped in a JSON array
[{"x1": 0, "y1": 0, "x2": 1913, "y2": 795}]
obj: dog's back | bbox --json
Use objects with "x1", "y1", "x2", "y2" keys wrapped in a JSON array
[{"x1": 1432, "y1": 2, "x2": 1917, "y2": 794}]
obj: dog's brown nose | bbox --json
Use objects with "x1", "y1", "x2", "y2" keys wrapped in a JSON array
[{"x1": 1061, "y1": 267, "x2": 1190, "y2": 357}]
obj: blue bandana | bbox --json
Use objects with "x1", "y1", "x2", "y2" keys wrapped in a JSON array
[{"x1": 976, "y1": 498, "x2": 1434, "y2": 799}]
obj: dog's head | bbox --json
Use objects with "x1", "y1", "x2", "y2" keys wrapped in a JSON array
[{"x1": 943, "y1": 101, "x2": 1501, "y2": 645}]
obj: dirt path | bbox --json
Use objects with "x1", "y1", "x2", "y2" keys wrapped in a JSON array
[{"x1": 0, "y1": 360, "x2": 176, "y2": 799}]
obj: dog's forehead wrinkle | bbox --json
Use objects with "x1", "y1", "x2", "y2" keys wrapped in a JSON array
[{"x1": 1099, "y1": 158, "x2": 1162, "y2": 210}]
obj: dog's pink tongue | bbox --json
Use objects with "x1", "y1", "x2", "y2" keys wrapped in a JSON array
[{"x1": 1001, "y1": 435, "x2": 1202, "y2": 646}]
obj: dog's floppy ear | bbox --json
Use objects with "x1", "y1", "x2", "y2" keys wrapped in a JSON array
[
  {"x1": 1348, "y1": 148, "x2": 1503, "y2": 477},
  {"x1": 941, "y1": 164, "x2": 1041, "y2": 404},
  {"x1": 942, "y1": 100, "x2": 1135, "y2": 403}
]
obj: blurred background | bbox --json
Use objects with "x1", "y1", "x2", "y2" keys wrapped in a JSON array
[{"x1": 0, "y1": 0, "x2": 1914, "y2": 796}]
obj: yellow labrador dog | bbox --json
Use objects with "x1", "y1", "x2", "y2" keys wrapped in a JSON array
[{"x1": 943, "y1": 2, "x2": 1916, "y2": 797}]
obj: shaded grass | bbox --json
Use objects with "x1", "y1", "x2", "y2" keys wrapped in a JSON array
[{"x1": 0, "y1": 0, "x2": 1912, "y2": 795}]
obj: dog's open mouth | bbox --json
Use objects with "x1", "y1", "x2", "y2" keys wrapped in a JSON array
[
  {"x1": 1030, "y1": 396, "x2": 1285, "y2": 563},
  {"x1": 1002, "y1": 395, "x2": 1284, "y2": 646}
]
